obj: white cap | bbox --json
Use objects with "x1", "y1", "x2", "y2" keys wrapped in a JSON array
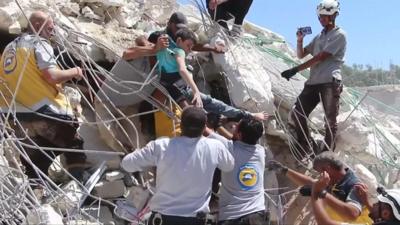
[
  {"x1": 377, "y1": 189, "x2": 400, "y2": 221},
  {"x1": 317, "y1": 0, "x2": 340, "y2": 16}
]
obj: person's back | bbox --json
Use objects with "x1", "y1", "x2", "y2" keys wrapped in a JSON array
[
  {"x1": 121, "y1": 107, "x2": 234, "y2": 225},
  {"x1": 208, "y1": 117, "x2": 268, "y2": 225},
  {"x1": 147, "y1": 136, "x2": 233, "y2": 216},
  {"x1": 219, "y1": 140, "x2": 266, "y2": 221}
]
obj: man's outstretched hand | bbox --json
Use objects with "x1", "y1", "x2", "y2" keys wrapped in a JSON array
[{"x1": 266, "y1": 160, "x2": 288, "y2": 174}]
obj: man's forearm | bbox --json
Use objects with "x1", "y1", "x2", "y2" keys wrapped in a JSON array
[
  {"x1": 297, "y1": 41, "x2": 306, "y2": 58},
  {"x1": 297, "y1": 51, "x2": 331, "y2": 71},
  {"x1": 286, "y1": 169, "x2": 315, "y2": 186},
  {"x1": 42, "y1": 68, "x2": 78, "y2": 84},
  {"x1": 122, "y1": 45, "x2": 157, "y2": 60}
]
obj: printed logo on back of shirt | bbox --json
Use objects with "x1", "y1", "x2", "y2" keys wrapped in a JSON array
[
  {"x1": 237, "y1": 163, "x2": 259, "y2": 190},
  {"x1": 3, "y1": 48, "x2": 17, "y2": 75}
]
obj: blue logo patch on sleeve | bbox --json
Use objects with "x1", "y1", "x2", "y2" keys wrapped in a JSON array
[{"x1": 3, "y1": 49, "x2": 17, "y2": 75}]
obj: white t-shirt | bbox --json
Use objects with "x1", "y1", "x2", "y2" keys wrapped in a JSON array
[
  {"x1": 209, "y1": 133, "x2": 271, "y2": 221},
  {"x1": 121, "y1": 136, "x2": 234, "y2": 217}
]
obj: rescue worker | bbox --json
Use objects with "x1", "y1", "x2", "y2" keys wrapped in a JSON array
[
  {"x1": 205, "y1": 117, "x2": 272, "y2": 225},
  {"x1": 312, "y1": 173, "x2": 400, "y2": 225},
  {"x1": 121, "y1": 107, "x2": 234, "y2": 225},
  {"x1": 281, "y1": 0, "x2": 346, "y2": 154},
  {"x1": 268, "y1": 151, "x2": 373, "y2": 224},
  {"x1": 0, "y1": 11, "x2": 87, "y2": 179}
]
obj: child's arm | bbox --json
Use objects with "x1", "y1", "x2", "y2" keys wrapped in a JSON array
[{"x1": 175, "y1": 55, "x2": 203, "y2": 108}]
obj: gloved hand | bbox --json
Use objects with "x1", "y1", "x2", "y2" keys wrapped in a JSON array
[
  {"x1": 266, "y1": 160, "x2": 288, "y2": 174},
  {"x1": 299, "y1": 185, "x2": 312, "y2": 196},
  {"x1": 281, "y1": 67, "x2": 299, "y2": 81}
]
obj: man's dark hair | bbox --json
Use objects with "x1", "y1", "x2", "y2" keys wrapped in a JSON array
[
  {"x1": 237, "y1": 117, "x2": 264, "y2": 145},
  {"x1": 181, "y1": 107, "x2": 206, "y2": 138},
  {"x1": 175, "y1": 28, "x2": 197, "y2": 45},
  {"x1": 148, "y1": 31, "x2": 165, "y2": 44},
  {"x1": 168, "y1": 12, "x2": 188, "y2": 27},
  {"x1": 313, "y1": 151, "x2": 344, "y2": 171}
]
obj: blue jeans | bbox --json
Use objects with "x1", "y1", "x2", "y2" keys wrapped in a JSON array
[
  {"x1": 160, "y1": 74, "x2": 249, "y2": 120},
  {"x1": 183, "y1": 88, "x2": 249, "y2": 120}
]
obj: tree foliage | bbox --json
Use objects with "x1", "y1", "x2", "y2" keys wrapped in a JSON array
[{"x1": 342, "y1": 63, "x2": 400, "y2": 87}]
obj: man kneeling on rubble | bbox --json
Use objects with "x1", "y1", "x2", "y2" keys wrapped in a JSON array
[
  {"x1": 121, "y1": 107, "x2": 234, "y2": 225},
  {"x1": 0, "y1": 11, "x2": 87, "y2": 180},
  {"x1": 267, "y1": 152, "x2": 373, "y2": 224}
]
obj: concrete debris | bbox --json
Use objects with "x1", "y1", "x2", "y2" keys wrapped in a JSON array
[
  {"x1": 51, "y1": 180, "x2": 84, "y2": 214},
  {"x1": 25, "y1": 204, "x2": 64, "y2": 225},
  {"x1": 94, "y1": 179, "x2": 125, "y2": 199},
  {"x1": 0, "y1": 1, "x2": 21, "y2": 30},
  {"x1": 82, "y1": 6, "x2": 102, "y2": 21},
  {"x1": 124, "y1": 186, "x2": 151, "y2": 210},
  {"x1": 59, "y1": 2, "x2": 80, "y2": 17},
  {"x1": 105, "y1": 170, "x2": 124, "y2": 182},
  {"x1": 8, "y1": 21, "x2": 21, "y2": 34},
  {"x1": 48, "y1": 155, "x2": 70, "y2": 184},
  {"x1": 83, "y1": 206, "x2": 115, "y2": 225}
]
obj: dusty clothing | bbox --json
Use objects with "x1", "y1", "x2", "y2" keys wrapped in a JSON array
[
  {"x1": 206, "y1": 0, "x2": 253, "y2": 29},
  {"x1": 292, "y1": 80, "x2": 343, "y2": 152},
  {"x1": 305, "y1": 26, "x2": 347, "y2": 85},
  {"x1": 121, "y1": 136, "x2": 234, "y2": 217}
]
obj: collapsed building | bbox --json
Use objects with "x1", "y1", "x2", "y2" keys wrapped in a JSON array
[{"x1": 0, "y1": 0, "x2": 399, "y2": 224}]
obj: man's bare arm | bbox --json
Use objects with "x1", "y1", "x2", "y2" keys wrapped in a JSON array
[
  {"x1": 42, "y1": 67, "x2": 83, "y2": 84},
  {"x1": 122, "y1": 35, "x2": 169, "y2": 61},
  {"x1": 286, "y1": 169, "x2": 316, "y2": 186}
]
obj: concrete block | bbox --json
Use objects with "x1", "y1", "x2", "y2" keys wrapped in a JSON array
[
  {"x1": 94, "y1": 179, "x2": 125, "y2": 199},
  {"x1": 124, "y1": 186, "x2": 151, "y2": 210},
  {"x1": 82, "y1": 206, "x2": 114, "y2": 225},
  {"x1": 51, "y1": 181, "x2": 84, "y2": 214},
  {"x1": 105, "y1": 171, "x2": 124, "y2": 182}
]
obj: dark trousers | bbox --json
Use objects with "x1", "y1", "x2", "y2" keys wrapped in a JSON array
[
  {"x1": 147, "y1": 212, "x2": 206, "y2": 225},
  {"x1": 291, "y1": 80, "x2": 343, "y2": 153},
  {"x1": 218, "y1": 211, "x2": 268, "y2": 225},
  {"x1": 160, "y1": 72, "x2": 187, "y2": 103},
  {"x1": 206, "y1": 0, "x2": 253, "y2": 29}
]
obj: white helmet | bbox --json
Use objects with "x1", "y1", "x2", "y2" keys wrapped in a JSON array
[
  {"x1": 317, "y1": 0, "x2": 340, "y2": 16},
  {"x1": 377, "y1": 189, "x2": 400, "y2": 221}
]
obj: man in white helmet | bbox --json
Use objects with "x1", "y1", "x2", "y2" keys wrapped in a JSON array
[
  {"x1": 281, "y1": 0, "x2": 346, "y2": 155},
  {"x1": 311, "y1": 172, "x2": 400, "y2": 225}
]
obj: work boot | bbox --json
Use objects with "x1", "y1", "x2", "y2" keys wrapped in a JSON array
[{"x1": 230, "y1": 24, "x2": 243, "y2": 37}]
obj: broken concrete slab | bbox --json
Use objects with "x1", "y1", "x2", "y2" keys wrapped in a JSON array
[{"x1": 94, "y1": 179, "x2": 125, "y2": 199}]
